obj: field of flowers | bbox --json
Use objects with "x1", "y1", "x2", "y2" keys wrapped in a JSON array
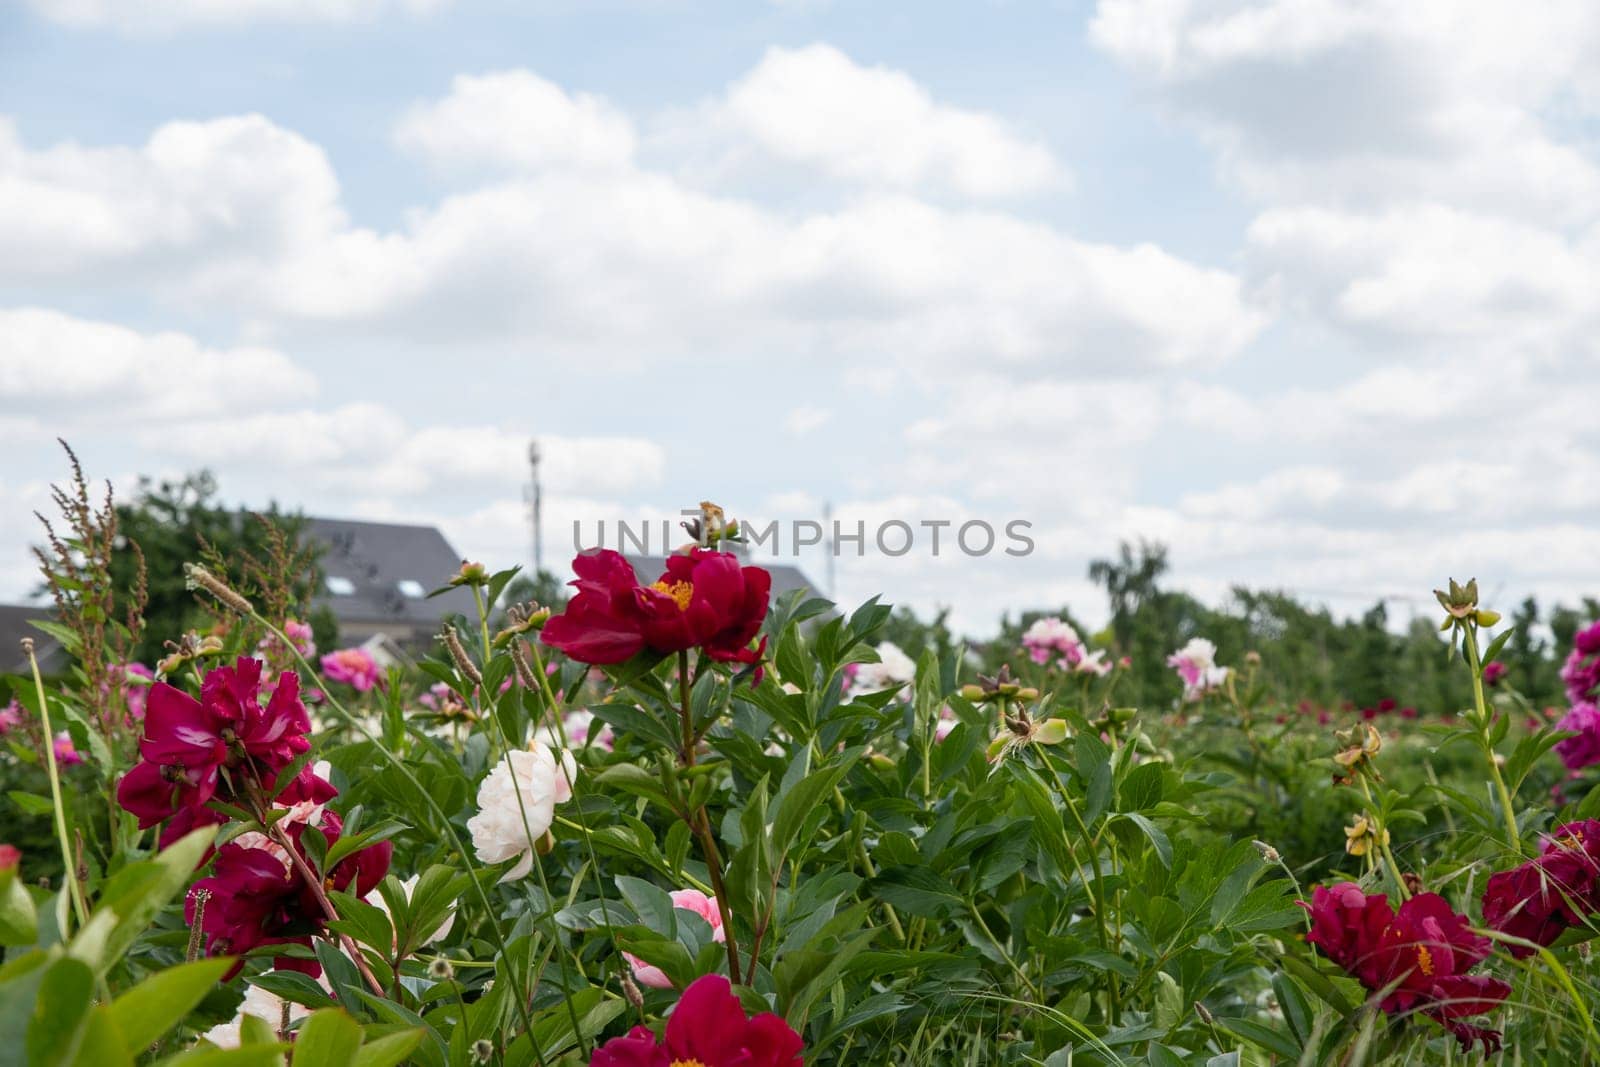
[{"x1": 3, "y1": 467, "x2": 1600, "y2": 1065}]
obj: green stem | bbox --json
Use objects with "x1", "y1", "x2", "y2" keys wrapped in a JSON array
[
  {"x1": 1356, "y1": 774, "x2": 1409, "y2": 902},
  {"x1": 26, "y1": 643, "x2": 89, "y2": 933},
  {"x1": 676, "y1": 649, "x2": 743, "y2": 982},
  {"x1": 1463, "y1": 627, "x2": 1521, "y2": 853}
]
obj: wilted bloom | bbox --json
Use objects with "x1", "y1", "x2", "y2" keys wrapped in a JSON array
[
  {"x1": 589, "y1": 973, "x2": 803, "y2": 1067},
  {"x1": 541, "y1": 549, "x2": 770, "y2": 675},
  {"x1": 1555, "y1": 702, "x2": 1600, "y2": 771},
  {"x1": 467, "y1": 740, "x2": 577, "y2": 881},
  {"x1": 1167, "y1": 638, "x2": 1229, "y2": 702},
  {"x1": 321, "y1": 647, "x2": 380, "y2": 692},
  {"x1": 1482, "y1": 820, "x2": 1600, "y2": 956},
  {"x1": 1344, "y1": 815, "x2": 1389, "y2": 857},
  {"x1": 624, "y1": 889, "x2": 726, "y2": 989},
  {"x1": 53, "y1": 732, "x2": 83, "y2": 766},
  {"x1": 1332, "y1": 723, "x2": 1383, "y2": 785},
  {"x1": 1303, "y1": 883, "x2": 1509, "y2": 1053}
]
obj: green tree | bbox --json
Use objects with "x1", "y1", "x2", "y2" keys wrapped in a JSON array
[{"x1": 107, "y1": 472, "x2": 325, "y2": 664}]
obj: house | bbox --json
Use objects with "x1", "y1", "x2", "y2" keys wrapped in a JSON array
[
  {"x1": 0, "y1": 603, "x2": 66, "y2": 675},
  {"x1": 304, "y1": 517, "x2": 479, "y2": 651}
]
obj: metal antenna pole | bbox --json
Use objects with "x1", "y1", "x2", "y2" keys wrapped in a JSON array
[{"x1": 528, "y1": 440, "x2": 543, "y2": 575}]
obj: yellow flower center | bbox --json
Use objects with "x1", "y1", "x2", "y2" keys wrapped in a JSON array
[
  {"x1": 651, "y1": 579, "x2": 694, "y2": 611},
  {"x1": 1415, "y1": 945, "x2": 1435, "y2": 977},
  {"x1": 671, "y1": 1061, "x2": 711, "y2": 1067}
]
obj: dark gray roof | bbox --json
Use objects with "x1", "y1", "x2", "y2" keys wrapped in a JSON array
[
  {"x1": 304, "y1": 517, "x2": 479, "y2": 626},
  {"x1": 624, "y1": 555, "x2": 823, "y2": 604},
  {"x1": 0, "y1": 602, "x2": 67, "y2": 674}
]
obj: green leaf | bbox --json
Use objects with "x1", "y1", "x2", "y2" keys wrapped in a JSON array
[
  {"x1": 94, "y1": 826, "x2": 217, "y2": 977},
  {"x1": 615, "y1": 876, "x2": 677, "y2": 937},
  {"x1": 0, "y1": 866, "x2": 37, "y2": 947},
  {"x1": 1217, "y1": 1016, "x2": 1301, "y2": 1060},
  {"x1": 107, "y1": 957, "x2": 234, "y2": 1053},
  {"x1": 151, "y1": 1045, "x2": 289, "y2": 1065},
  {"x1": 352, "y1": 1029, "x2": 425, "y2": 1067},
  {"x1": 772, "y1": 748, "x2": 859, "y2": 856},
  {"x1": 7, "y1": 792, "x2": 54, "y2": 816},
  {"x1": 864, "y1": 867, "x2": 961, "y2": 918},
  {"x1": 26, "y1": 956, "x2": 94, "y2": 1067},
  {"x1": 293, "y1": 1010, "x2": 364, "y2": 1067}
]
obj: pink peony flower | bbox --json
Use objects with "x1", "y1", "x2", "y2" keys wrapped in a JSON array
[
  {"x1": 0, "y1": 844, "x2": 18, "y2": 870},
  {"x1": 320, "y1": 648, "x2": 380, "y2": 692},
  {"x1": 119, "y1": 663, "x2": 155, "y2": 725},
  {"x1": 0, "y1": 699, "x2": 22, "y2": 734},
  {"x1": 1482, "y1": 661, "x2": 1508, "y2": 687},
  {"x1": 624, "y1": 889, "x2": 726, "y2": 989},
  {"x1": 1167, "y1": 638, "x2": 1229, "y2": 702},
  {"x1": 53, "y1": 731, "x2": 83, "y2": 766},
  {"x1": 1556, "y1": 701, "x2": 1600, "y2": 771}
]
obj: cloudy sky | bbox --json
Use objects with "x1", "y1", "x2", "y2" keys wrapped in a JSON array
[{"x1": 2, "y1": 0, "x2": 1598, "y2": 634}]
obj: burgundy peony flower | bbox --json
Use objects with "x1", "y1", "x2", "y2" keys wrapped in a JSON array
[
  {"x1": 590, "y1": 974, "x2": 803, "y2": 1067},
  {"x1": 117, "y1": 659, "x2": 316, "y2": 840},
  {"x1": 1483, "y1": 820, "x2": 1600, "y2": 956},
  {"x1": 1482, "y1": 661, "x2": 1507, "y2": 687},
  {"x1": 187, "y1": 805, "x2": 391, "y2": 979},
  {"x1": 1302, "y1": 883, "x2": 1509, "y2": 1053},
  {"x1": 543, "y1": 549, "x2": 771, "y2": 672}
]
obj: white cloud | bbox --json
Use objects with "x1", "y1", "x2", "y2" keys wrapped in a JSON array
[
  {"x1": 0, "y1": 109, "x2": 1261, "y2": 373},
  {"x1": 394, "y1": 71, "x2": 637, "y2": 175},
  {"x1": 0, "y1": 306, "x2": 317, "y2": 418},
  {"x1": 26, "y1": 0, "x2": 450, "y2": 31},
  {"x1": 0, "y1": 114, "x2": 345, "y2": 284},
  {"x1": 712, "y1": 44, "x2": 1067, "y2": 198},
  {"x1": 785, "y1": 405, "x2": 832, "y2": 435}
]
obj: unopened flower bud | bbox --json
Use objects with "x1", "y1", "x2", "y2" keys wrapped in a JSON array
[
  {"x1": 449, "y1": 560, "x2": 490, "y2": 588},
  {"x1": 621, "y1": 971, "x2": 645, "y2": 1009},
  {"x1": 959, "y1": 684, "x2": 986, "y2": 702},
  {"x1": 1194, "y1": 1001, "x2": 1214, "y2": 1025},
  {"x1": 1252, "y1": 840, "x2": 1280, "y2": 864}
]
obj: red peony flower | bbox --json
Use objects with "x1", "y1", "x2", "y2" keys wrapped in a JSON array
[
  {"x1": 187, "y1": 806, "x2": 391, "y2": 979},
  {"x1": 590, "y1": 974, "x2": 803, "y2": 1067},
  {"x1": 1483, "y1": 820, "x2": 1600, "y2": 956},
  {"x1": 543, "y1": 549, "x2": 770, "y2": 671},
  {"x1": 117, "y1": 658, "x2": 313, "y2": 832},
  {"x1": 0, "y1": 844, "x2": 19, "y2": 871},
  {"x1": 1482, "y1": 661, "x2": 1508, "y2": 687},
  {"x1": 1302, "y1": 883, "x2": 1509, "y2": 1053}
]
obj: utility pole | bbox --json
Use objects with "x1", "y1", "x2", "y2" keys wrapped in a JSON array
[
  {"x1": 526, "y1": 440, "x2": 543, "y2": 575},
  {"x1": 824, "y1": 500, "x2": 835, "y2": 600}
]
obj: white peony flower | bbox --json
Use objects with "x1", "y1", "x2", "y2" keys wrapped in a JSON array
[
  {"x1": 203, "y1": 982, "x2": 310, "y2": 1048},
  {"x1": 370, "y1": 872, "x2": 456, "y2": 949},
  {"x1": 466, "y1": 741, "x2": 577, "y2": 882},
  {"x1": 850, "y1": 641, "x2": 917, "y2": 696}
]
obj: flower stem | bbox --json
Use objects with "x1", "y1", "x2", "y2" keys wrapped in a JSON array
[
  {"x1": 676, "y1": 649, "x2": 743, "y2": 982},
  {"x1": 1463, "y1": 627, "x2": 1521, "y2": 853},
  {"x1": 25, "y1": 640, "x2": 89, "y2": 933}
]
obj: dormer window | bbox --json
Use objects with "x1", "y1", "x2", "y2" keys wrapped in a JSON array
[{"x1": 325, "y1": 575, "x2": 356, "y2": 596}]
